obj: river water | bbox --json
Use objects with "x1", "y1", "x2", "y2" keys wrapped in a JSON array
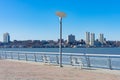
[{"x1": 0, "y1": 48, "x2": 120, "y2": 54}]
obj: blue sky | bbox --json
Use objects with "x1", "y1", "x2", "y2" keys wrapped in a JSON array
[{"x1": 0, "y1": 0, "x2": 120, "y2": 41}]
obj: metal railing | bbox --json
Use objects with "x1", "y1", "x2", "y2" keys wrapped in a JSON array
[{"x1": 0, "y1": 51, "x2": 120, "y2": 70}]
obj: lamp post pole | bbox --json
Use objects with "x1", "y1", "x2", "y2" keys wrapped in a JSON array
[
  {"x1": 59, "y1": 17, "x2": 62, "y2": 67},
  {"x1": 56, "y1": 11, "x2": 66, "y2": 67}
]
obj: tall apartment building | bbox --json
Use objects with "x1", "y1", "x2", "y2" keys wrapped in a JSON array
[
  {"x1": 3, "y1": 33, "x2": 10, "y2": 43},
  {"x1": 90, "y1": 33, "x2": 95, "y2": 46},
  {"x1": 85, "y1": 32, "x2": 90, "y2": 45},
  {"x1": 99, "y1": 34, "x2": 104, "y2": 44},
  {"x1": 67, "y1": 34, "x2": 75, "y2": 43}
]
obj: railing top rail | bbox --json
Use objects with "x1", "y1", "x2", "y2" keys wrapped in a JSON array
[{"x1": 0, "y1": 50, "x2": 120, "y2": 57}]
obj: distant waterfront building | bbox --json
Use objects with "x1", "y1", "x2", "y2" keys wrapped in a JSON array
[
  {"x1": 67, "y1": 34, "x2": 75, "y2": 43},
  {"x1": 85, "y1": 32, "x2": 90, "y2": 45},
  {"x1": 3, "y1": 33, "x2": 10, "y2": 43},
  {"x1": 99, "y1": 34, "x2": 104, "y2": 44},
  {"x1": 90, "y1": 33, "x2": 95, "y2": 46}
]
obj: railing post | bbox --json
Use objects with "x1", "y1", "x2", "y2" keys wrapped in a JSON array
[
  {"x1": 41, "y1": 55, "x2": 44, "y2": 62},
  {"x1": 18, "y1": 53, "x2": 20, "y2": 60},
  {"x1": 0, "y1": 52, "x2": 1, "y2": 59},
  {"x1": 34, "y1": 53, "x2": 37, "y2": 62},
  {"x1": 56, "y1": 55, "x2": 59, "y2": 64},
  {"x1": 86, "y1": 56, "x2": 91, "y2": 67},
  {"x1": 11, "y1": 52, "x2": 13, "y2": 59},
  {"x1": 1, "y1": 51, "x2": 2, "y2": 59},
  {"x1": 5, "y1": 51, "x2": 7, "y2": 59},
  {"x1": 70, "y1": 55, "x2": 73, "y2": 65},
  {"x1": 108, "y1": 56, "x2": 112, "y2": 70},
  {"x1": 25, "y1": 53, "x2": 28, "y2": 61}
]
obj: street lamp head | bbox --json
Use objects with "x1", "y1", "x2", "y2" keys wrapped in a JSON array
[{"x1": 56, "y1": 11, "x2": 66, "y2": 18}]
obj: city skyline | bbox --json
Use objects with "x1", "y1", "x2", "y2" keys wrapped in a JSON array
[
  {"x1": 1, "y1": 32, "x2": 119, "y2": 48},
  {"x1": 0, "y1": 32, "x2": 106, "y2": 42},
  {"x1": 0, "y1": 0, "x2": 120, "y2": 41}
]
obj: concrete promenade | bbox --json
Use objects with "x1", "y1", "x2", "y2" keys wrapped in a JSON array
[{"x1": 0, "y1": 59, "x2": 120, "y2": 80}]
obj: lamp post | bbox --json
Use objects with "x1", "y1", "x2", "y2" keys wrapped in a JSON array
[{"x1": 56, "y1": 11, "x2": 66, "y2": 67}]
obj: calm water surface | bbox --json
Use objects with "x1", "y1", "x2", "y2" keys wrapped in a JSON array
[{"x1": 0, "y1": 48, "x2": 120, "y2": 54}]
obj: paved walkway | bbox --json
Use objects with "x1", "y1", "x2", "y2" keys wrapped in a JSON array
[{"x1": 0, "y1": 59, "x2": 120, "y2": 80}]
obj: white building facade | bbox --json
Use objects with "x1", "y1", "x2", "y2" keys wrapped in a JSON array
[
  {"x1": 99, "y1": 34, "x2": 104, "y2": 44},
  {"x1": 85, "y1": 32, "x2": 90, "y2": 45},
  {"x1": 3, "y1": 33, "x2": 10, "y2": 43},
  {"x1": 90, "y1": 33, "x2": 95, "y2": 46}
]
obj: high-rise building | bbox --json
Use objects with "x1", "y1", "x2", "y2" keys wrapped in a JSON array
[
  {"x1": 99, "y1": 34, "x2": 104, "y2": 44},
  {"x1": 90, "y1": 33, "x2": 95, "y2": 46},
  {"x1": 67, "y1": 34, "x2": 75, "y2": 43},
  {"x1": 85, "y1": 32, "x2": 90, "y2": 45},
  {"x1": 3, "y1": 33, "x2": 10, "y2": 43}
]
